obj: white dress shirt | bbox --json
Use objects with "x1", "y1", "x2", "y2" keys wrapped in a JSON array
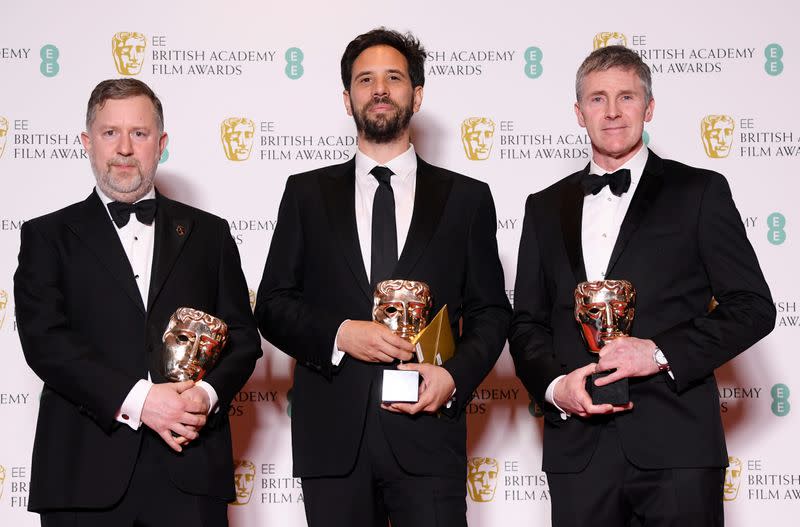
[
  {"x1": 545, "y1": 145, "x2": 650, "y2": 417},
  {"x1": 96, "y1": 187, "x2": 218, "y2": 430},
  {"x1": 331, "y1": 145, "x2": 418, "y2": 365}
]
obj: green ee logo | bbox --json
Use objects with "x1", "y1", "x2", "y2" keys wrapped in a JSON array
[
  {"x1": 40, "y1": 44, "x2": 59, "y2": 77},
  {"x1": 764, "y1": 44, "x2": 783, "y2": 76},
  {"x1": 524, "y1": 46, "x2": 543, "y2": 79},
  {"x1": 767, "y1": 212, "x2": 786, "y2": 245},
  {"x1": 527, "y1": 392, "x2": 543, "y2": 418},
  {"x1": 159, "y1": 137, "x2": 169, "y2": 164},
  {"x1": 285, "y1": 47, "x2": 304, "y2": 80},
  {"x1": 771, "y1": 383, "x2": 790, "y2": 416}
]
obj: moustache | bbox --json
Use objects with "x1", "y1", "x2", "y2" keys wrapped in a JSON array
[
  {"x1": 367, "y1": 96, "x2": 399, "y2": 111},
  {"x1": 108, "y1": 157, "x2": 140, "y2": 169}
]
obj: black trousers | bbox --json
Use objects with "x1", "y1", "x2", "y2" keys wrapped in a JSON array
[
  {"x1": 40, "y1": 430, "x2": 228, "y2": 527},
  {"x1": 547, "y1": 422, "x2": 725, "y2": 527},
  {"x1": 301, "y1": 380, "x2": 467, "y2": 527}
]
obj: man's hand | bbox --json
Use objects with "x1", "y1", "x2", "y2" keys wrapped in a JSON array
[
  {"x1": 336, "y1": 320, "x2": 415, "y2": 363},
  {"x1": 178, "y1": 385, "x2": 212, "y2": 435},
  {"x1": 141, "y1": 381, "x2": 207, "y2": 452},
  {"x1": 553, "y1": 363, "x2": 633, "y2": 417},
  {"x1": 382, "y1": 363, "x2": 456, "y2": 415},
  {"x1": 594, "y1": 337, "x2": 659, "y2": 386}
]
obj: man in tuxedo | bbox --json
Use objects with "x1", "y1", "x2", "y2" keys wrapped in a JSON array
[
  {"x1": 509, "y1": 45, "x2": 775, "y2": 526},
  {"x1": 14, "y1": 78, "x2": 261, "y2": 526},
  {"x1": 255, "y1": 28, "x2": 510, "y2": 527}
]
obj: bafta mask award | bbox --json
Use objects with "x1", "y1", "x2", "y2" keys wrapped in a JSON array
[
  {"x1": 161, "y1": 307, "x2": 229, "y2": 382},
  {"x1": 574, "y1": 280, "x2": 635, "y2": 405},
  {"x1": 373, "y1": 280, "x2": 455, "y2": 403}
]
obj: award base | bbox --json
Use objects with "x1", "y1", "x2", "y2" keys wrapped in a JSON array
[
  {"x1": 381, "y1": 370, "x2": 420, "y2": 403},
  {"x1": 586, "y1": 371, "x2": 629, "y2": 405}
]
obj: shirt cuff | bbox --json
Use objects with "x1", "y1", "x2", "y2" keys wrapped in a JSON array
[
  {"x1": 332, "y1": 320, "x2": 349, "y2": 366},
  {"x1": 545, "y1": 375, "x2": 570, "y2": 420},
  {"x1": 116, "y1": 378, "x2": 152, "y2": 430},
  {"x1": 195, "y1": 380, "x2": 219, "y2": 415}
]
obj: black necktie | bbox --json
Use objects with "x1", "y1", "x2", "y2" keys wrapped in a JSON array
[
  {"x1": 580, "y1": 169, "x2": 631, "y2": 197},
  {"x1": 370, "y1": 166, "x2": 397, "y2": 288},
  {"x1": 107, "y1": 199, "x2": 157, "y2": 228}
]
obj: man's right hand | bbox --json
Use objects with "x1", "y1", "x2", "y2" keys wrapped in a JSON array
[
  {"x1": 553, "y1": 363, "x2": 633, "y2": 418},
  {"x1": 336, "y1": 320, "x2": 415, "y2": 363},
  {"x1": 141, "y1": 381, "x2": 208, "y2": 452}
]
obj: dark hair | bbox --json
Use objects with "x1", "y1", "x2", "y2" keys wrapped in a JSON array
[
  {"x1": 340, "y1": 28, "x2": 426, "y2": 91},
  {"x1": 86, "y1": 78, "x2": 164, "y2": 131},
  {"x1": 576, "y1": 45, "x2": 652, "y2": 103}
]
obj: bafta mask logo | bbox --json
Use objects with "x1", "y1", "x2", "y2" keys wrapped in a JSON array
[
  {"x1": 461, "y1": 117, "x2": 495, "y2": 161},
  {"x1": 701, "y1": 115, "x2": 735, "y2": 158},
  {"x1": 593, "y1": 32, "x2": 628, "y2": 49},
  {"x1": 112, "y1": 32, "x2": 147, "y2": 76},
  {"x1": 467, "y1": 457, "x2": 499, "y2": 502},
  {"x1": 161, "y1": 308, "x2": 228, "y2": 382},
  {"x1": 221, "y1": 118, "x2": 256, "y2": 161},
  {"x1": 723, "y1": 456, "x2": 743, "y2": 501},
  {"x1": 0, "y1": 290, "x2": 8, "y2": 330},
  {"x1": 0, "y1": 116, "x2": 8, "y2": 159},
  {"x1": 0, "y1": 465, "x2": 5, "y2": 501},
  {"x1": 232, "y1": 459, "x2": 256, "y2": 505},
  {"x1": 248, "y1": 289, "x2": 256, "y2": 312}
]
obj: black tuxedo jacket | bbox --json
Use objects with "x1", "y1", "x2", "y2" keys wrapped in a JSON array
[
  {"x1": 255, "y1": 156, "x2": 511, "y2": 479},
  {"x1": 509, "y1": 151, "x2": 775, "y2": 473},
  {"x1": 14, "y1": 191, "x2": 261, "y2": 512}
]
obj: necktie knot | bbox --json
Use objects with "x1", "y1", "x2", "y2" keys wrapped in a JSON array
[
  {"x1": 581, "y1": 168, "x2": 632, "y2": 197},
  {"x1": 107, "y1": 199, "x2": 157, "y2": 229},
  {"x1": 370, "y1": 166, "x2": 394, "y2": 186}
]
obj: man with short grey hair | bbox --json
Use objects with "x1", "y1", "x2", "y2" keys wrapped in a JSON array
[{"x1": 510, "y1": 45, "x2": 774, "y2": 526}]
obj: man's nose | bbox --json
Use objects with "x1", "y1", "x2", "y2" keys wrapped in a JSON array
[{"x1": 118, "y1": 133, "x2": 133, "y2": 155}]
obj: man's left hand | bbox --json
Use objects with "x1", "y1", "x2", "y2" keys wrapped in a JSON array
[
  {"x1": 381, "y1": 363, "x2": 456, "y2": 415},
  {"x1": 594, "y1": 337, "x2": 660, "y2": 386},
  {"x1": 179, "y1": 385, "x2": 211, "y2": 435}
]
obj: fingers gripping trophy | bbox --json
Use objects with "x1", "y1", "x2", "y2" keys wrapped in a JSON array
[{"x1": 574, "y1": 280, "x2": 636, "y2": 405}]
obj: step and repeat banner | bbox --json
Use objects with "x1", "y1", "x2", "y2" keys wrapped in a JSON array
[{"x1": 1, "y1": 2, "x2": 796, "y2": 525}]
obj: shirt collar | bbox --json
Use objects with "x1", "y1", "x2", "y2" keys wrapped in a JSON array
[
  {"x1": 355, "y1": 144, "x2": 417, "y2": 184},
  {"x1": 589, "y1": 144, "x2": 649, "y2": 184}
]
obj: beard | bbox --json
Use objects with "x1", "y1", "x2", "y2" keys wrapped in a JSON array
[
  {"x1": 91, "y1": 154, "x2": 155, "y2": 202},
  {"x1": 351, "y1": 95, "x2": 413, "y2": 144}
]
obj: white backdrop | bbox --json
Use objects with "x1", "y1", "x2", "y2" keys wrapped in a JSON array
[{"x1": 1, "y1": 1, "x2": 797, "y2": 525}]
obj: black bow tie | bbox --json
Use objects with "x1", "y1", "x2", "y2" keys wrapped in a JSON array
[
  {"x1": 580, "y1": 169, "x2": 632, "y2": 197},
  {"x1": 107, "y1": 199, "x2": 157, "y2": 228}
]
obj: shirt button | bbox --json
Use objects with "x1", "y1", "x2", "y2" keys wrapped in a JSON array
[
  {"x1": 607, "y1": 197, "x2": 612, "y2": 202},
  {"x1": 602, "y1": 233, "x2": 607, "y2": 238},
  {"x1": 134, "y1": 236, "x2": 139, "y2": 241}
]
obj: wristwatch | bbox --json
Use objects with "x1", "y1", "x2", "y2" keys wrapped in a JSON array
[{"x1": 653, "y1": 346, "x2": 670, "y2": 373}]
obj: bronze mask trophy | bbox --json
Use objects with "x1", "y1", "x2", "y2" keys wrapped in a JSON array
[
  {"x1": 574, "y1": 280, "x2": 635, "y2": 405},
  {"x1": 161, "y1": 307, "x2": 229, "y2": 382},
  {"x1": 373, "y1": 280, "x2": 432, "y2": 403}
]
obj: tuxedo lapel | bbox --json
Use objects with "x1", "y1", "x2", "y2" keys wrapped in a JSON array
[
  {"x1": 319, "y1": 159, "x2": 372, "y2": 301},
  {"x1": 605, "y1": 151, "x2": 664, "y2": 277},
  {"x1": 561, "y1": 169, "x2": 588, "y2": 284},
  {"x1": 393, "y1": 157, "x2": 452, "y2": 279},
  {"x1": 147, "y1": 194, "x2": 194, "y2": 311},
  {"x1": 67, "y1": 192, "x2": 145, "y2": 313}
]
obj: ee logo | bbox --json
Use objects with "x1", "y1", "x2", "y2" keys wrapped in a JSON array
[
  {"x1": 764, "y1": 44, "x2": 783, "y2": 76},
  {"x1": 767, "y1": 212, "x2": 786, "y2": 245},
  {"x1": 524, "y1": 46, "x2": 543, "y2": 79},
  {"x1": 285, "y1": 47, "x2": 304, "y2": 80},
  {"x1": 771, "y1": 383, "x2": 790, "y2": 416},
  {"x1": 40, "y1": 44, "x2": 59, "y2": 77}
]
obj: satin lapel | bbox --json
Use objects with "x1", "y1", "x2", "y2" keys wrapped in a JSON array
[
  {"x1": 605, "y1": 152, "x2": 664, "y2": 277},
  {"x1": 393, "y1": 157, "x2": 452, "y2": 279},
  {"x1": 147, "y1": 195, "x2": 193, "y2": 311},
  {"x1": 561, "y1": 170, "x2": 588, "y2": 284},
  {"x1": 319, "y1": 158, "x2": 372, "y2": 301},
  {"x1": 66, "y1": 192, "x2": 145, "y2": 313}
]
